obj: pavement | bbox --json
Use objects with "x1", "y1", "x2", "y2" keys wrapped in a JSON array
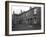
[{"x1": 12, "y1": 24, "x2": 41, "y2": 31}]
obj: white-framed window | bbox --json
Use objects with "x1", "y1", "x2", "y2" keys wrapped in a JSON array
[{"x1": 34, "y1": 9, "x2": 37, "y2": 14}]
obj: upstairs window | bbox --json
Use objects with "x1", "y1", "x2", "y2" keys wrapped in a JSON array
[{"x1": 34, "y1": 9, "x2": 37, "y2": 15}]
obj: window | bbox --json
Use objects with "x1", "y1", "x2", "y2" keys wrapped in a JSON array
[
  {"x1": 33, "y1": 17, "x2": 37, "y2": 24},
  {"x1": 34, "y1": 9, "x2": 37, "y2": 14}
]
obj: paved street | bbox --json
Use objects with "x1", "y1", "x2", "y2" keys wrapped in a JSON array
[{"x1": 12, "y1": 24, "x2": 41, "y2": 31}]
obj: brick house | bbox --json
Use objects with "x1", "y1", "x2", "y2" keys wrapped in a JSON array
[
  {"x1": 12, "y1": 7, "x2": 41, "y2": 30},
  {"x1": 12, "y1": 7, "x2": 41, "y2": 25}
]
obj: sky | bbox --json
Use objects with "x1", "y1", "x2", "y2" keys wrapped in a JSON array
[
  {"x1": 12, "y1": 5, "x2": 31, "y2": 14},
  {"x1": 11, "y1": 3, "x2": 41, "y2": 14}
]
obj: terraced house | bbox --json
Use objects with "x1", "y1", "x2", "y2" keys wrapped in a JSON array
[{"x1": 12, "y1": 7, "x2": 41, "y2": 31}]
